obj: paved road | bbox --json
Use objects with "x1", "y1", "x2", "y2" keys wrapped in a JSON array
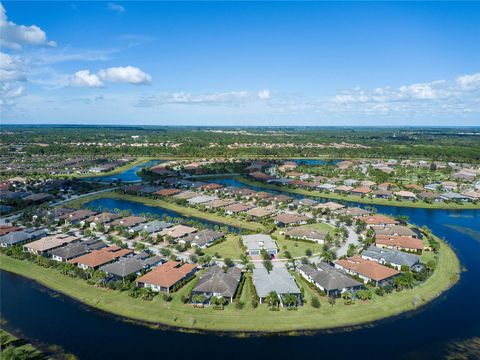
[{"x1": 336, "y1": 226, "x2": 360, "y2": 257}]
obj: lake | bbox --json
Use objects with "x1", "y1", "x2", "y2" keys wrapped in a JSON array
[
  {"x1": 1, "y1": 177, "x2": 480, "y2": 359},
  {"x1": 82, "y1": 159, "x2": 161, "y2": 183}
]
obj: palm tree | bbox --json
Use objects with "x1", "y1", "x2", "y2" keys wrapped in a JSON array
[{"x1": 267, "y1": 291, "x2": 280, "y2": 309}]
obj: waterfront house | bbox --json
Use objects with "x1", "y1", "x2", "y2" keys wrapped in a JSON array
[
  {"x1": 375, "y1": 235, "x2": 424, "y2": 253},
  {"x1": 87, "y1": 212, "x2": 122, "y2": 231},
  {"x1": 245, "y1": 206, "x2": 277, "y2": 219},
  {"x1": 136, "y1": 261, "x2": 197, "y2": 294},
  {"x1": 374, "y1": 226, "x2": 418, "y2": 238},
  {"x1": 362, "y1": 246, "x2": 421, "y2": 270},
  {"x1": 351, "y1": 187, "x2": 372, "y2": 196},
  {"x1": 187, "y1": 195, "x2": 219, "y2": 205},
  {"x1": 362, "y1": 215, "x2": 399, "y2": 228},
  {"x1": 49, "y1": 239, "x2": 106, "y2": 262},
  {"x1": 0, "y1": 228, "x2": 47, "y2": 248},
  {"x1": 178, "y1": 229, "x2": 225, "y2": 248},
  {"x1": 101, "y1": 254, "x2": 163, "y2": 280},
  {"x1": 24, "y1": 234, "x2": 81, "y2": 255},
  {"x1": 252, "y1": 266, "x2": 301, "y2": 306},
  {"x1": 191, "y1": 265, "x2": 242, "y2": 303},
  {"x1": 111, "y1": 216, "x2": 146, "y2": 230},
  {"x1": 223, "y1": 203, "x2": 256, "y2": 215},
  {"x1": 69, "y1": 246, "x2": 133, "y2": 270},
  {"x1": 440, "y1": 192, "x2": 472, "y2": 202},
  {"x1": 335, "y1": 256, "x2": 400, "y2": 286},
  {"x1": 273, "y1": 213, "x2": 309, "y2": 227},
  {"x1": 129, "y1": 220, "x2": 173, "y2": 236},
  {"x1": 298, "y1": 263, "x2": 362, "y2": 297},
  {"x1": 158, "y1": 224, "x2": 198, "y2": 241},
  {"x1": 242, "y1": 234, "x2": 278, "y2": 256},
  {"x1": 394, "y1": 191, "x2": 417, "y2": 201}
]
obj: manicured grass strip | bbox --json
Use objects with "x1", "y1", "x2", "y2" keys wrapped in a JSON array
[
  {"x1": 204, "y1": 235, "x2": 245, "y2": 259},
  {"x1": 234, "y1": 177, "x2": 480, "y2": 210},
  {"x1": 0, "y1": 237, "x2": 460, "y2": 333}
]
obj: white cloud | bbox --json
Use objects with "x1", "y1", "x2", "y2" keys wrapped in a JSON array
[
  {"x1": 0, "y1": 3, "x2": 56, "y2": 50},
  {"x1": 456, "y1": 73, "x2": 480, "y2": 91},
  {"x1": 98, "y1": 66, "x2": 151, "y2": 85},
  {"x1": 258, "y1": 89, "x2": 270, "y2": 100},
  {"x1": 0, "y1": 52, "x2": 26, "y2": 81},
  {"x1": 136, "y1": 90, "x2": 274, "y2": 107},
  {"x1": 107, "y1": 2, "x2": 125, "y2": 14},
  {"x1": 69, "y1": 66, "x2": 151, "y2": 87},
  {"x1": 70, "y1": 70, "x2": 104, "y2": 88}
]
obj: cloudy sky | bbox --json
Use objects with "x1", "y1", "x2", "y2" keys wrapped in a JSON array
[{"x1": 1, "y1": 1, "x2": 479, "y2": 126}]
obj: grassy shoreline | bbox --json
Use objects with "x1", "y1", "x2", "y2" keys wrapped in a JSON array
[
  {"x1": 0, "y1": 238, "x2": 460, "y2": 333},
  {"x1": 65, "y1": 191, "x2": 266, "y2": 232},
  {"x1": 235, "y1": 177, "x2": 480, "y2": 210}
]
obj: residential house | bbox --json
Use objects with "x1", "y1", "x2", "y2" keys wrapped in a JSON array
[
  {"x1": 375, "y1": 235, "x2": 424, "y2": 253},
  {"x1": 298, "y1": 263, "x2": 362, "y2": 297},
  {"x1": 69, "y1": 246, "x2": 133, "y2": 270},
  {"x1": 285, "y1": 226, "x2": 327, "y2": 244},
  {"x1": 223, "y1": 203, "x2": 256, "y2": 215},
  {"x1": 136, "y1": 261, "x2": 197, "y2": 294},
  {"x1": 191, "y1": 265, "x2": 242, "y2": 303},
  {"x1": 101, "y1": 254, "x2": 163, "y2": 280},
  {"x1": 440, "y1": 192, "x2": 472, "y2": 202},
  {"x1": 24, "y1": 234, "x2": 80, "y2": 255},
  {"x1": 245, "y1": 206, "x2": 277, "y2": 219},
  {"x1": 187, "y1": 195, "x2": 219, "y2": 205},
  {"x1": 335, "y1": 256, "x2": 400, "y2": 286},
  {"x1": 0, "y1": 228, "x2": 47, "y2": 248},
  {"x1": 273, "y1": 213, "x2": 309, "y2": 227},
  {"x1": 374, "y1": 226, "x2": 418, "y2": 238},
  {"x1": 49, "y1": 239, "x2": 106, "y2": 262},
  {"x1": 242, "y1": 234, "x2": 278, "y2": 256},
  {"x1": 362, "y1": 246, "x2": 421, "y2": 270},
  {"x1": 252, "y1": 266, "x2": 301, "y2": 305},
  {"x1": 179, "y1": 230, "x2": 225, "y2": 248},
  {"x1": 394, "y1": 191, "x2": 417, "y2": 201},
  {"x1": 158, "y1": 224, "x2": 198, "y2": 241}
]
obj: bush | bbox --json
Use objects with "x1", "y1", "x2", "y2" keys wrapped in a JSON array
[{"x1": 311, "y1": 296, "x2": 321, "y2": 308}]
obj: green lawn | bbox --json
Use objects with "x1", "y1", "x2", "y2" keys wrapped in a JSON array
[
  {"x1": 204, "y1": 235, "x2": 245, "y2": 259},
  {"x1": 65, "y1": 191, "x2": 266, "y2": 232},
  {"x1": 235, "y1": 177, "x2": 480, "y2": 210},
  {"x1": 0, "y1": 236, "x2": 460, "y2": 333},
  {"x1": 0, "y1": 328, "x2": 46, "y2": 359},
  {"x1": 273, "y1": 222, "x2": 334, "y2": 258}
]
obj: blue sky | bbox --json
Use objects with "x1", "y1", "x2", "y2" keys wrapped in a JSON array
[{"x1": 1, "y1": 1, "x2": 479, "y2": 126}]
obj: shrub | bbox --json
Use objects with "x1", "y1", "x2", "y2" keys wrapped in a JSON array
[{"x1": 311, "y1": 297, "x2": 321, "y2": 308}]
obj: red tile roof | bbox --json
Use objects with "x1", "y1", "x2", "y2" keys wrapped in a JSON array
[{"x1": 136, "y1": 261, "x2": 197, "y2": 288}]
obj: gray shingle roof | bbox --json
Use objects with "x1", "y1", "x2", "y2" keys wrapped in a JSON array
[
  {"x1": 0, "y1": 228, "x2": 47, "y2": 246},
  {"x1": 362, "y1": 246, "x2": 420, "y2": 268},
  {"x1": 193, "y1": 265, "x2": 242, "y2": 298},
  {"x1": 252, "y1": 266, "x2": 300, "y2": 298},
  {"x1": 242, "y1": 234, "x2": 277, "y2": 252},
  {"x1": 298, "y1": 263, "x2": 362, "y2": 291},
  {"x1": 100, "y1": 254, "x2": 162, "y2": 278},
  {"x1": 49, "y1": 242, "x2": 90, "y2": 260},
  {"x1": 130, "y1": 220, "x2": 173, "y2": 234},
  {"x1": 181, "y1": 230, "x2": 225, "y2": 247}
]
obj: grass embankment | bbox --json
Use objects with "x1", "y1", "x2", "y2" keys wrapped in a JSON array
[
  {"x1": 0, "y1": 238, "x2": 460, "y2": 333},
  {"x1": 235, "y1": 177, "x2": 480, "y2": 210},
  {"x1": 0, "y1": 328, "x2": 46, "y2": 359},
  {"x1": 64, "y1": 191, "x2": 266, "y2": 232}
]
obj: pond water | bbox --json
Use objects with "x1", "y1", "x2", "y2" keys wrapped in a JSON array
[
  {"x1": 83, "y1": 159, "x2": 161, "y2": 183},
  {"x1": 1, "y1": 176, "x2": 480, "y2": 359}
]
